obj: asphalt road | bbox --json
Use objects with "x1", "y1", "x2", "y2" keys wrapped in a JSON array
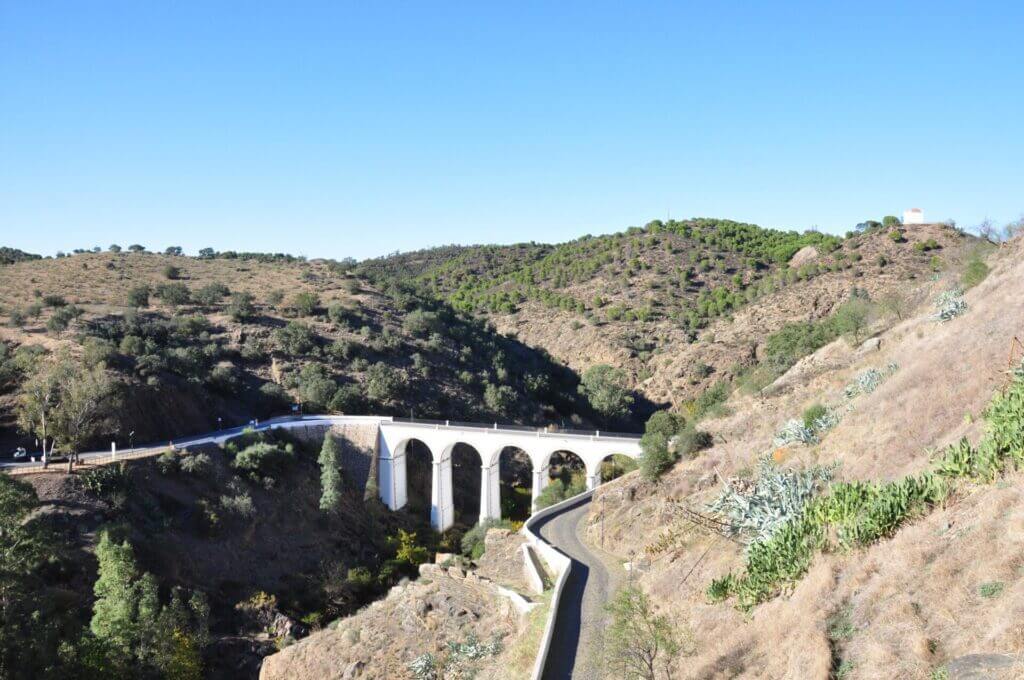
[{"x1": 535, "y1": 495, "x2": 621, "y2": 680}]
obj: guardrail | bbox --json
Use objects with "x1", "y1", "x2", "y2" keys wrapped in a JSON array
[
  {"x1": 389, "y1": 417, "x2": 642, "y2": 441},
  {"x1": 521, "y1": 489, "x2": 595, "y2": 680}
]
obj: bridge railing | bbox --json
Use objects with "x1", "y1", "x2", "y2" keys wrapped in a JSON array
[{"x1": 389, "y1": 416, "x2": 642, "y2": 440}]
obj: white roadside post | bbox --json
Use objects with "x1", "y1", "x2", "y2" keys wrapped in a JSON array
[{"x1": 111, "y1": 442, "x2": 117, "y2": 460}]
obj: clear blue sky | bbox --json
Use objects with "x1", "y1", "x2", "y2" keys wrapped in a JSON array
[{"x1": 2, "y1": 1, "x2": 1022, "y2": 260}]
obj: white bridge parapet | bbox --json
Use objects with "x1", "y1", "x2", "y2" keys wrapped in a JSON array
[{"x1": 377, "y1": 419, "x2": 642, "y2": 531}]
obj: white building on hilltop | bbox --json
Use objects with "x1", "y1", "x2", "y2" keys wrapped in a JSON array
[{"x1": 903, "y1": 208, "x2": 924, "y2": 225}]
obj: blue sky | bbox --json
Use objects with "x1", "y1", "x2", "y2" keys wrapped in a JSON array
[{"x1": 2, "y1": 1, "x2": 1022, "y2": 260}]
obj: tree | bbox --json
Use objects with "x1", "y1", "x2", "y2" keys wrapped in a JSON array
[
  {"x1": 638, "y1": 411, "x2": 682, "y2": 481},
  {"x1": 0, "y1": 476, "x2": 56, "y2": 678},
  {"x1": 164, "y1": 246, "x2": 183, "y2": 256},
  {"x1": 882, "y1": 215, "x2": 901, "y2": 228},
  {"x1": 833, "y1": 297, "x2": 874, "y2": 345},
  {"x1": 878, "y1": 293, "x2": 908, "y2": 321},
  {"x1": 17, "y1": 357, "x2": 118, "y2": 467},
  {"x1": 318, "y1": 435, "x2": 344, "y2": 511},
  {"x1": 163, "y1": 265, "x2": 181, "y2": 280},
  {"x1": 604, "y1": 586, "x2": 680, "y2": 680},
  {"x1": 197, "y1": 247, "x2": 215, "y2": 259},
  {"x1": 52, "y1": 363, "x2": 119, "y2": 463},
  {"x1": 108, "y1": 244, "x2": 122, "y2": 253},
  {"x1": 127, "y1": 244, "x2": 145, "y2": 252},
  {"x1": 366, "y1": 362, "x2": 402, "y2": 403},
  {"x1": 579, "y1": 364, "x2": 634, "y2": 420},
  {"x1": 483, "y1": 382, "x2": 516, "y2": 415},
  {"x1": 16, "y1": 359, "x2": 65, "y2": 466},
  {"x1": 90, "y1": 531, "x2": 208, "y2": 677}
]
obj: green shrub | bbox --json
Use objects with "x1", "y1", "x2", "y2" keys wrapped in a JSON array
[
  {"x1": 290, "y1": 291, "x2": 320, "y2": 316},
  {"x1": 579, "y1": 364, "x2": 634, "y2": 420},
  {"x1": 961, "y1": 251, "x2": 990, "y2": 289},
  {"x1": 534, "y1": 476, "x2": 586, "y2": 510},
  {"x1": 365, "y1": 362, "x2": 402, "y2": 403},
  {"x1": 232, "y1": 441, "x2": 295, "y2": 480},
  {"x1": 460, "y1": 518, "x2": 516, "y2": 559},
  {"x1": 127, "y1": 285, "x2": 151, "y2": 308},
  {"x1": 180, "y1": 453, "x2": 212, "y2": 476},
  {"x1": 227, "y1": 291, "x2": 256, "y2": 321},
  {"x1": 163, "y1": 264, "x2": 181, "y2": 280},
  {"x1": 693, "y1": 380, "x2": 730, "y2": 419},
  {"x1": 275, "y1": 321, "x2": 317, "y2": 355},
  {"x1": 802, "y1": 403, "x2": 828, "y2": 430},
  {"x1": 329, "y1": 383, "x2": 365, "y2": 414},
  {"x1": 154, "y1": 282, "x2": 191, "y2": 307},
  {"x1": 194, "y1": 282, "x2": 230, "y2": 306}
]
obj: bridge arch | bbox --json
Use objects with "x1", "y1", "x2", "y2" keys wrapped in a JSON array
[{"x1": 376, "y1": 420, "x2": 643, "y2": 531}]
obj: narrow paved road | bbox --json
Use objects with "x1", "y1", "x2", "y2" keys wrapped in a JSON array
[{"x1": 534, "y1": 494, "x2": 622, "y2": 680}]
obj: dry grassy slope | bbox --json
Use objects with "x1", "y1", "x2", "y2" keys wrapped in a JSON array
[
  {"x1": 491, "y1": 223, "x2": 974, "y2": 406},
  {"x1": 583, "y1": 237, "x2": 1024, "y2": 679}
]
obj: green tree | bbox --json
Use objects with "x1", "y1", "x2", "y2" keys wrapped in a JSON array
[
  {"x1": 833, "y1": 297, "x2": 874, "y2": 344},
  {"x1": 318, "y1": 435, "x2": 344, "y2": 512},
  {"x1": 365, "y1": 362, "x2": 402, "y2": 403},
  {"x1": 0, "y1": 476, "x2": 58, "y2": 679},
  {"x1": 604, "y1": 586, "x2": 680, "y2": 680},
  {"x1": 638, "y1": 411, "x2": 683, "y2": 481},
  {"x1": 579, "y1": 364, "x2": 634, "y2": 420},
  {"x1": 17, "y1": 356, "x2": 119, "y2": 466}
]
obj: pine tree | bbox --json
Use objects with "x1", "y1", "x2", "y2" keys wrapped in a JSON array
[{"x1": 319, "y1": 434, "x2": 343, "y2": 511}]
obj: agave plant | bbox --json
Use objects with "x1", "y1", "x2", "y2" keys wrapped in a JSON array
[
  {"x1": 772, "y1": 418, "x2": 818, "y2": 447},
  {"x1": 933, "y1": 287, "x2": 967, "y2": 322},
  {"x1": 709, "y1": 456, "x2": 836, "y2": 544},
  {"x1": 844, "y1": 363, "x2": 899, "y2": 399}
]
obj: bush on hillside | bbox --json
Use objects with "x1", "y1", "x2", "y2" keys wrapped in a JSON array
[
  {"x1": 460, "y1": 518, "x2": 516, "y2": 559},
  {"x1": 579, "y1": 364, "x2": 634, "y2": 420},
  {"x1": 533, "y1": 477, "x2": 586, "y2": 510},
  {"x1": 275, "y1": 321, "x2": 317, "y2": 355},
  {"x1": 232, "y1": 441, "x2": 296, "y2": 481},
  {"x1": 365, "y1": 362, "x2": 402, "y2": 403},
  {"x1": 290, "y1": 291, "x2": 320, "y2": 317},
  {"x1": 127, "y1": 285, "x2": 151, "y2": 308}
]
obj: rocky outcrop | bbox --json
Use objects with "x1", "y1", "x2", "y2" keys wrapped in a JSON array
[{"x1": 259, "y1": 562, "x2": 522, "y2": 680}]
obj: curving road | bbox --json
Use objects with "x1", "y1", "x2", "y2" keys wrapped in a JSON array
[{"x1": 533, "y1": 495, "x2": 623, "y2": 680}]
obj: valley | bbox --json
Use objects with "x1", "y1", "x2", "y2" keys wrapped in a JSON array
[{"x1": 0, "y1": 217, "x2": 1019, "y2": 680}]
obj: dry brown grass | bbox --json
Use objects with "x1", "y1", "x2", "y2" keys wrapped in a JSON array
[{"x1": 587, "y1": 238, "x2": 1024, "y2": 678}]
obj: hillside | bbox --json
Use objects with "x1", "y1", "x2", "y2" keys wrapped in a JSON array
[
  {"x1": 359, "y1": 219, "x2": 976, "y2": 407},
  {"x1": 581, "y1": 236, "x2": 1023, "y2": 678},
  {"x1": 0, "y1": 249, "x2": 627, "y2": 452}
]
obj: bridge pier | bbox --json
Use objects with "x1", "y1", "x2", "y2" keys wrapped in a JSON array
[
  {"x1": 431, "y1": 456, "x2": 455, "y2": 532},
  {"x1": 586, "y1": 470, "x2": 601, "y2": 491},
  {"x1": 479, "y1": 463, "x2": 501, "y2": 524},
  {"x1": 378, "y1": 448, "x2": 407, "y2": 511},
  {"x1": 531, "y1": 464, "x2": 550, "y2": 510}
]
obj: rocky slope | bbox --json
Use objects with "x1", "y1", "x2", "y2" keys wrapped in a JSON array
[
  {"x1": 582, "y1": 236, "x2": 1023, "y2": 678},
  {"x1": 260, "y1": 529, "x2": 537, "y2": 680}
]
